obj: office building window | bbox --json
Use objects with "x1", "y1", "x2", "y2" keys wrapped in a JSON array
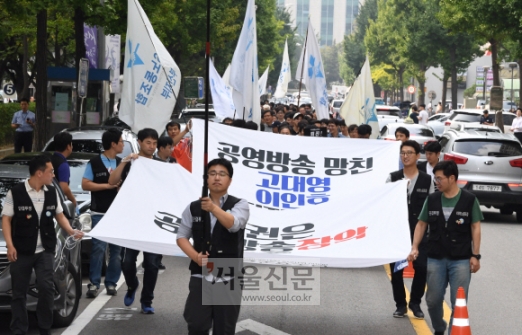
[
  {"x1": 346, "y1": 0, "x2": 360, "y2": 35},
  {"x1": 296, "y1": 0, "x2": 310, "y2": 37},
  {"x1": 321, "y1": 0, "x2": 334, "y2": 46}
]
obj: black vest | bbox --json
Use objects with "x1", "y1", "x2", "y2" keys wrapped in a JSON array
[
  {"x1": 89, "y1": 155, "x2": 121, "y2": 213},
  {"x1": 188, "y1": 195, "x2": 243, "y2": 275},
  {"x1": 51, "y1": 153, "x2": 68, "y2": 184},
  {"x1": 11, "y1": 183, "x2": 58, "y2": 255},
  {"x1": 426, "y1": 190, "x2": 476, "y2": 260},
  {"x1": 390, "y1": 170, "x2": 432, "y2": 239}
]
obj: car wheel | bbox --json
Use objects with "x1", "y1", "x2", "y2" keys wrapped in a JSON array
[
  {"x1": 500, "y1": 208, "x2": 514, "y2": 215},
  {"x1": 517, "y1": 211, "x2": 522, "y2": 223},
  {"x1": 53, "y1": 262, "x2": 81, "y2": 328}
]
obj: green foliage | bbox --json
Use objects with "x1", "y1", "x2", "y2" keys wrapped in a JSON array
[
  {"x1": 464, "y1": 84, "x2": 477, "y2": 98},
  {"x1": 321, "y1": 44, "x2": 342, "y2": 88}
]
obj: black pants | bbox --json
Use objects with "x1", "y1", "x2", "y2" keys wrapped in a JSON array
[
  {"x1": 184, "y1": 277, "x2": 241, "y2": 335},
  {"x1": 121, "y1": 248, "x2": 161, "y2": 306},
  {"x1": 390, "y1": 242, "x2": 427, "y2": 308},
  {"x1": 515, "y1": 132, "x2": 522, "y2": 143},
  {"x1": 14, "y1": 131, "x2": 33, "y2": 153},
  {"x1": 10, "y1": 251, "x2": 54, "y2": 334}
]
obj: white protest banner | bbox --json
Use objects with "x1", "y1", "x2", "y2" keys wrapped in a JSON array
[
  {"x1": 273, "y1": 39, "x2": 291, "y2": 99},
  {"x1": 88, "y1": 159, "x2": 411, "y2": 268},
  {"x1": 295, "y1": 21, "x2": 329, "y2": 120},
  {"x1": 192, "y1": 119, "x2": 400, "y2": 210},
  {"x1": 119, "y1": 0, "x2": 181, "y2": 134},
  {"x1": 210, "y1": 58, "x2": 236, "y2": 119},
  {"x1": 339, "y1": 55, "x2": 379, "y2": 138},
  {"x1": 105, "y1": 35, "x2": 121, "y2": 95},
  {"x1": 229, "y1": 0, "x2": 261, "y2": 123}
]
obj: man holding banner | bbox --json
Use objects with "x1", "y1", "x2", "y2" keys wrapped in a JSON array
[{"x1": 177, "y1": 158, "x2": 249, "y2": 335}]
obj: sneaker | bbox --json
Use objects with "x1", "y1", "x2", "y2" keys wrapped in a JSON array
[
  {"x1": 86, "y1": 284, "x2": 99, "y2": 298},
  {"x1": 106, "y1": 285, "x2": 117, "y2": 296},
  {"x1": 393, "y1": 306, "x2": 407, "y2": 318},
  {"x1": 158, "y1": 262, "x2": 166, "y2": 270},
  {"x1": 141, "y1": 303, "x2": 155, "y2": 314},
  {"x1": 408, "y1": 304, "x2": 425, "y2": 319},
  {"x1": 434, "y1": 332, "x2": 444, "y2": 335},
  {"x1": 124, "y1": 279, "x2": 140, "y2": 306},
  {"x1": 39, "y1": 328, "x2": 51, "y2": 335}
]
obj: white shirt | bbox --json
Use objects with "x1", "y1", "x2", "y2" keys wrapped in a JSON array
[
  {"x1": 511, "y1": 116, "x2": 522, "y2": 133},
  {"x1": 2, "y1": 179, "x2": 63, "y2": 253},
  {"x1": 418, "y1": 110, "x2": 429, "y2": 125}
]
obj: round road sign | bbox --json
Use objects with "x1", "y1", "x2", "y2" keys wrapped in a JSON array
[
  {"x1": 407, "y1": 85, "x2": 416, "y2": 94},
  {"x1": 2, "y1": 83, "x2": 15, "y2": 97},
  {"x1": 428, "y1": 90, "x2": 437, "y2": 100}
]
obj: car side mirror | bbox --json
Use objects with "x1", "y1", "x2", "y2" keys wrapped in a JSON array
[{"x1": 62, "y1": 200, "x2": 76, "y2": 219}]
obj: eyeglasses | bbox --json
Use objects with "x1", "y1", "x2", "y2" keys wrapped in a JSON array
[
  {"x1": 208, "y1": 171, "x2": 229, "y2": 177},
  {"x1": 400, "y1": 151, "x2": 416, "y2": 156},
  {"x1": 434, "y1": 176, "x2": 447, "y2": 183}
]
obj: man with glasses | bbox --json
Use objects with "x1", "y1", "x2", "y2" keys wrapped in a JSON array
[
  {"x1": 408, "y1": 160, "x2": 483, "y2": 335},
  {"x1": 386, "y1": 140, "x2": 434, "y2": 319},
  {"x1": 177, "y1": 158, "x2": 249, "y2": 335}
]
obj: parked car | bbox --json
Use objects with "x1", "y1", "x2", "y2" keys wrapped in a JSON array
[
  {"x1": 43, "y1": 127, "x2": 139, "y2": 158},
  {"x1": 378, "y1": 115, "x2": 403, "y2": 131},
  {"x1": 376, "y1": 105, "x2": 401, "y2": 117},
  {"x1": 439, "y1": 129, "x2": 522, "y2": 221},
  {"x1": 0, "y1": 165, "x2": 82, "y2": 327},
  {"x1": 428, "y1": 113, "x2": 451, "y2": 122},
  {"x1": 427, "y1": 113, "x2": 452, "y2": 138},
  {"x1": 379, "y1": 122, "x2": 436, "y2": 159},
  {"x1": 477, "y1": 99, "x2": 486, "y2": 109},
  {"x1": 444, "y1": 109, "x2": 517, "y2": 133},
  {"x1": 331, "y1": 100, "x2": 344, "y2": 115},
  {"x1": 503, "y1": 100, "x2": 517, "y2": 112}
]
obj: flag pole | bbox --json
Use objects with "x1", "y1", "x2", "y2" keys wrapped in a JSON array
[
  {"x1": 297, "y1": 19, "x2": 310, "y2": 108},
  {"x1": 201, "y1": 0, "x2": 211, "y2": 254}
]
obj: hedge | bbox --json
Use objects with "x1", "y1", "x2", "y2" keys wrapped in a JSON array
[{"x1": 0, "y1": 102, "x2": 37, "y2": 146}]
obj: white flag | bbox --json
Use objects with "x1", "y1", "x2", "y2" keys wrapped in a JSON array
[
  {"x1": 258, "y1": 66, "x2": 269, "y2": 96},
  {"x1": 209, "y1": 58, "x2": 236, "y2": 119},
  {"x1": 273, "y1": 39, "x2": 291, "y2": 99},
  {"x1": 119, "y1": 0, "x2": 181, "y2": 134},
  {"x1": 295, "y1": 21, "x2": 329, "y2": 119},
  {"x1": 222, "y1": 64, "x2": 231, "y2": 86},
  {"x1": 229, "y1": 0, "x2": 261, "y2": 123},
  {"x1": 339, "y1": 56, "x2": 378, "y2": 139}
]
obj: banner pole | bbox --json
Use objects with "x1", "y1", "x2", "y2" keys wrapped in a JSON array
[
  {"x1": 297, "y1": 19, "x2": 310, "y2": 108},
  {"x1": 202, "y1": 0, "x2": 211, "y2": 254}
]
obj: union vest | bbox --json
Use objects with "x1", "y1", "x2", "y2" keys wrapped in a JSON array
[
  {"x1": 11, "y1": 183, "x2": 58, "y2": 255},
  {"x1": 390, "y1": 170, "x2": 432, "y2": 239},
  {"x1": 51, "y1": 152, "x2": 68, "y2": 184},
  {"x1": 188, "y1": 195, "x2": 244, "y2": 275},
  {"x1": 89, "y1": 155, "x2": 121, "y2": 213},
  {"x1": 426, "y1": 190, "x2": 476, "y2": 260}
]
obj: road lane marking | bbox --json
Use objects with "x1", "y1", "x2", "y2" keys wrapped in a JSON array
[
  {"x1": 235, "y1": 319, "x2": 291, "y2": 335},
  {"x1": 62, "y1": 253, "x2": 144, "y2": 335},
  {"x1": 383, "y1": 264, "x2": 451, "y2": 335}
]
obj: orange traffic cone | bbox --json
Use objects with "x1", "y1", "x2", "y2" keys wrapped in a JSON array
[
  {"x1": 403, "y1": 261, "x2": 415, "y2": 278},
  {"x1": 451, "y1": 287, "x2": 472, "y2": 335}
]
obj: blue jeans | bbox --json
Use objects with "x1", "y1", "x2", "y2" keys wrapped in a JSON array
[
  {"x1": 89, "y1": 214, "x2": 122, "y2": 288},
  {"x1": 426, "y1": 257, "x2": 471, "y2": 334},
  {"x1": 121, "y1": 248, "x2": 161, "y2": 306}
]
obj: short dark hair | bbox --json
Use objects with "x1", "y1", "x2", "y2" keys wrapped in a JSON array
[
  {"x1": 137, "y1": 128, "x2": 159, "y2": 142},
  {"x1": 433, "y1": 160, "x2": 459, "y2": 180},
  {"x1": 262, "y1": 110, "x2": 272, "y2": 118},
  {"x1": 348, "y1": 124, "x2": 358, "y2": 132},
  {"x1": 279, "y1": 124, "x2": 291, "y2": 133},
  {"x1": 29, "y1": 155, "x2": 51, "y2": 176},
  {"x1": 358, "y1": 124, "x2": 372, "y2": 136},
  {"x1": 412, "y1": 106, "x2": 418, "y2": 112},
  {"x1": 419, "y1": 104, "x2": 426, "y2": 108},
  {"x1": 166, "y1": 121, "x2": 180, "y2": 131},
  {"x1": 157, "y1": 136, "x2": 173, "y2": 149},
  {"x1": 400, "y1": 140, "x2": 421, "y2": 154},
  {"x1": 246, "y1": 121, "x2": 259, "y2": 130},
  {"x1": 327, "y1": 119, "x2": 337, "y2": 125},
  {"x1": 102, "y1": 128, "x2": 122, "y2": 150},
  {"x1": 483, "y1": 110, "x2": 489, "y2": 115},
  {"x1": 424, "y1": 141, "x2": 441, "y2": 153},
  {"x1": 53, "y1": 132, "x2": 72, "y2": 152},
  {"x1": 208, "y1": 158, "x2": 233, "y2": 178},
  {"x1": 297, "y1": 120, "x2": 308, "y2": 132},
  {"x1": 222, "y1": 117, "x2": 233, "y2": 124},
  {"x1": 395, "y1": 127, "x2": 410, "y2": 138},
  {"x1": 232, "y1": 119, "x2": 247, "y2": 128},
  {"x1": 20, "y1": 98, "x2": 29, "y2": 104},
  {"x1": 284, "y1": 112, "x2": 294, "y2": 120}
]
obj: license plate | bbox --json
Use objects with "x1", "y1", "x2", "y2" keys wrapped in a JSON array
[{"x1": 472, "y1": 184, "x2": 502, "y2": 192}]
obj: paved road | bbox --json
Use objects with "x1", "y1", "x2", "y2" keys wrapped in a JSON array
[{"x1": 1, "y1": 206, "x2": 521, "y2": 335}]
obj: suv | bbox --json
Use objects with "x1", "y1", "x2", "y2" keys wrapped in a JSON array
[
  {"x1": 444, "y1": 109, "x2": 516, "y2": 133},
  {"x1": 43, "y1": 127, "x2": 139, "y2": 158},
  {"x1": 439, "y1": 129, "x2": 522, "y2": 221}
]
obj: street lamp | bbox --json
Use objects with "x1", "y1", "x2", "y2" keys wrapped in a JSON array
[
  {"x1": 483, "y1": 65, "x2": 490, "y2": 105},
  {"x1": 508, "y1": 63, "x2": 518, "y2": 108}
]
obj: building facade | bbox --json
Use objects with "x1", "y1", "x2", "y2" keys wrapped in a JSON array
[{"x1": 279, "y1": 0, "x2": 362, "y2": 46}]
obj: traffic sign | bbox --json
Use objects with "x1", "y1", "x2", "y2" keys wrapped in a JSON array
[
  {"x1": 407, "y1": 85, "x2": 416, "y2": 94},
  {"x1": 428, "y1": 90, "x2": 437, "y2": 100},
  {"x1": 2, "y1": 83, "x2": 15, "y2": 97},
  {"x1": 78, "y1": 58, "x2": 90, "y2": 98}
]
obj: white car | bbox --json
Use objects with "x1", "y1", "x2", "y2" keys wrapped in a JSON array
[
  {"x1": 331, "y1": 99, "x2": 344, "y2": 114},
  {"x1": 378, "y1": 115, "x2": 403, "y2": 131},
  {"x1": 376, "y1": 105, "x2": 401, "y2": 117},
  {"x1": 444, "y1": 109, "x2": 517, "y2": 133}
]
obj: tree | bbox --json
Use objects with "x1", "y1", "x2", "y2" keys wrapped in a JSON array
[{"x1": 321, "y1": 44, "x2": 342, "y2": 88}]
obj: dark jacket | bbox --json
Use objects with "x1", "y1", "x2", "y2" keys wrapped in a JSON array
[{"x1": 89, "y1": 155, "x2": 121, "y2": 213}]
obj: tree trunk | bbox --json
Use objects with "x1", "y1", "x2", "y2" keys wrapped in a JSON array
[
  {"x1": 22, "y1": 34, "x2": 30, "y2": 99},
  {"x1": 442, "y1": 76, "x2": 448, "y2": 112},
  {"x1": 398, "y1": 69, "x2": 404, "y2": 102},
  {"x1": 450, "y1": 47, "x2": 458, "y2": 111},
  {"x1": 35, "y1": 9, "x2": 48, "y2": 151},
  {"x1": 74, "y1": 8, "x2": 86, "y2": 127},
  {"x1": 518, "y1": 58, "x2": 522, "y2": 106},
  {"x1": 417, "y1": 70, "x2": 426, "y2": 105},
  {"x1": 490, "y1": 39, "x2": 501, "y2": 86}
]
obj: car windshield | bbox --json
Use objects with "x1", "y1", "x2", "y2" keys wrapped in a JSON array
[
  {"x1": 332, "y1": 101, "x2": 343, "y2": 108},
  {"x1": 405, "y1": 127, "x2": 434, "y2": 137},
  {"x1": 377, "y1": 109, "x2": 400, "y2": 117},
  {"x1": 449, "y1": 112, "x2": 481, "y2": 123},
  {"x1": 0, "y1": 177, "x2": 26, "y2": 213},
  {"x1": 46, "y1": 140, "x2": 132, "y2": 158},
  {"x1": 453, "y1": 140, "x2": 522, "y2": 157}
]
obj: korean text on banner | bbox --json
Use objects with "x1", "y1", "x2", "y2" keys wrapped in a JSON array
[
  {"x1": 88, "y1": 158, "x2": 411, "y2": 268},
  {"x1": 192, "y1": 119, "x2": 400, "y2": 210},
  {"x1": 119, "y1": 0, "x2": 181, "y2": 134}
]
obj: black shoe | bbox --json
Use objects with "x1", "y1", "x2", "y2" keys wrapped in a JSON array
[
  {"x1": 393, "y1": 306, "x2": 407, "y2": 318},
  {"x1": 39, "y1": 329, "x2": 51, "y2": 335},
  {"x1": 434, "y1": 332, "x2": 444, "y2": 335},
  {"x1": 106, "y1": 285, "x2": 117, "y2": 296},
  {"x1": 158, "y1": 262, "x2": 166, "y2": 270},
  {"x1": 86, "y1": 283, "x2": 99, "y2": 298},
  {"x1": 408, "y1": 304, "x2": 425, "y2": 319}
]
